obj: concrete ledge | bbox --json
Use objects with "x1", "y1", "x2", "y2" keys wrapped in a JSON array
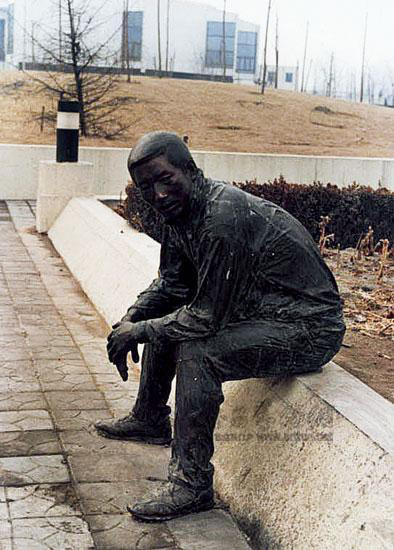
[
  {"x1": 49, "y1": 196, "x2": 394, "y2": 549},
  {"x1": 48, "y1": 197, "x2": 160, "y2": 326},
  {"x1": 1, "y1": 143, "x2": 394, "y2": 199},
  {"x1": 36, "y1": 161, "x2": 94, "y2": 233}
]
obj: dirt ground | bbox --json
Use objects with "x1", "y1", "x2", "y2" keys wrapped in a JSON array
[
  {"x1": 325, "y1": 248, "x2": 394, "y2": 403},
  {"x1": 2, "y1": 70, "x2": 394, "y2": 157}
]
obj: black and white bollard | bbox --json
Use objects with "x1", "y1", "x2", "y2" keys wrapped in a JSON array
[
  {"x1": 36, "y1": 99, "x2": 93, "y2": 233},
  {"x1": 56, "y1": 100, "x2": 80, "y2": 163}
]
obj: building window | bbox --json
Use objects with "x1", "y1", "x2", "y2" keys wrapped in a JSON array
[
  {"x1": 7, "y1": 4, "x2": 13, "y2": 54},
  {"x1": 124, "y1": 11, "x2": 143, "y2": 62},
  {"x1": 205, "y1": 21, "x2": 236, "y2": 68},
  {"x1": 236, "y1": 31, "x2": 257, "y2": 73},
  {"x1": 0, "y1": 19, "x2": 5, "y2": 61},
  {"x1": 285, "y1": 72, "x2": 293, "y2": 83},
  {"x1": 267, "y1": 71, "x2": 275, "y2": 83}
]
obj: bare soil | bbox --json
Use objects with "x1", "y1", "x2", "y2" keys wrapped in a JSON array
[
  {"x1": 325, "y1": 249, "x2": 394, "y2": 403},
  {"x1": 2, "y1": 70, "x2": 394, "y2": 157}
]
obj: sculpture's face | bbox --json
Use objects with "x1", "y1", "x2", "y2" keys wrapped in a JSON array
[{"x1": 132, "y1": 156, "x2": 193, "y2": 222}]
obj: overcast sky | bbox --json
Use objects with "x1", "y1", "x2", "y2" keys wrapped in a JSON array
[{"x1": 185, "y1": 0, "x2": 394, "y2": 89}]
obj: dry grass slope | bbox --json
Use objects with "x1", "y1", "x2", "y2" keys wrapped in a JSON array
[{"x1": 1, "y1": 70, "x2": 394, "y2": 157}]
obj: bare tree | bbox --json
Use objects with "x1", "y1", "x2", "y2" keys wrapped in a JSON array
[
  {"x1": 326, "y1": 52, "x2": 334, "y2": 97},
  {"x1": 300, "y1": 21, "x2": 309, "y2": 92},
  {"x1": 157, "y1": 0, "x2": 162, "y2": 72},
  {"x1": 222, "y1": 0, "x2": 227, "y2": 79},
  {"x1": 261, "y1": 0, "x2": 272, "y2": 95},
  {"x1": 360, "y1": 12, "x2": 368, "y2": 103},
  {"x1": 165, "y1": 0, "x2": 170, "y2": 72},
  {"x1": 27, "y1": 0, "x2": 134, "y2": 138},
  {"x1": 122, "y1": 0, "x2": 132, "y2": 82},
  {"x1": 58, "y1": 0, "x2": 62, "y2": 61},
  {"x1": 274, "y1": 13, "x2": 279, "y2": 89}
]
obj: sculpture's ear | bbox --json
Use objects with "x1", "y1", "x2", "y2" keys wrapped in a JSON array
[{"x1": 185, "y1": 159, "x2": 198, "y2": 177}]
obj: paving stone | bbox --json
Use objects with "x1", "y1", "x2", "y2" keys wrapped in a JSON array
[
  {"x1": 0, "y1": 360, "x2": 37, "y2": 381},
  {"x1": 0, "y1": 430, "x2": 61, "y2": 458},
  {"x1": 18, "y1": 315, "x2": 63, "y2": 331},
  {"x1": 0, "y1": 326, "x2": 27, "y2": 338},
  {"x1": 102, "y1": 391, "x2": 137, "y2": 415},
  {"x1": 0, "y1": 411, "x2": 53, "y2": 432},
  {"x1": 39, "y1": 373, "x2": 97, "y2": 393},
  {"x1": 0, "y1": 520, "x2": 12, "y2": 549},
  {"x1": 87, "y1": 514, "x2": 177, "y2": 550},
  {"x1": 167, "y1": 509, "x2": 251, "y2": 549},
  {"x1": 84, "y1": 361, "x2": 114, "y2": 375},
  {"x1": 12, "y1": 516, "x2": 94, "y2": 549},
  {"x1": 68, "y1": 445, "x2": 169, "y2": 483},
  {"x1": 92, "y1": 373, "x2": 130, "y2": 391},
  {"x1": 0, "y1": 392, "x2": 47, "y2": 412},
  {"x1": 46, "y1": 391, "x2": 106, "y2": 411},
  {"x1": 6, "y1": 484, "x2": 81, "y2": 519},
  {"x1": 78, "y1": 343, "x2": 109, "y2": 365},
  {"x1": 11, "y1": 295, "x2": 53, "y2": 307},
  {"x1": 0, "y1": 501, "x2": 7, "y2": 520},
  {"x1": 0, "y1": 378, "x2": 41, "y2": 393},
  {"x1": 0, "y1": 455, "x2": 69, "y2": 486},
  {"x1": 0, "y1": 343, "x2": 30, "y2": 361},
  {"x1": 33, "y1": 358, "x2": 88, "y2": 373},
  {"x1": 51, "y1": 408, "x2": 112, "y2": 431},
  {"x1": 0, "y1": 315, "x2": 19, "y2": 328},
  {"x1": 77, "y1": 480, "x2": 166, "y2": 516},
  {"x1": 60, "y1": 430, "x2": 167, "y2": 456},
  {"x1": 14, "y1": 304, "x2": 60, "y2": 316},
  {"x1": 27, "y1": 334, "x2": 75, "y2": 348},
  {"x1": 30, "y1": 346, "x2": 82, "y2": 362},
  {"x1": 1, "y1": 263, "x2": 36, "y2": 275}
]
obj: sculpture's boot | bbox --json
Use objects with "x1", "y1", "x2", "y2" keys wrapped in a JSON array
[
  {"x1": 95, "y1": 342, "x2": 176, "y2": 444},
  {"x1": 95, "y1": 412, "x2": 172, "y2": 444},
  {"x1": 127, "y1": 481, "x2": 214, "y2": 522}
]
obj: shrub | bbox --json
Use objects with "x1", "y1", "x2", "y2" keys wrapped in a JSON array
[{"x1": 123, "y1": 177, "x2": 394, "y2": 248}]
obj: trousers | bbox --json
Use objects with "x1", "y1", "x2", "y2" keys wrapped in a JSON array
[{"x1": 132, "y1": 317, "x2": 345, "y2": 490}]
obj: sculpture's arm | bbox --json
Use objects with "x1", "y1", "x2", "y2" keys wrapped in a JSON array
[
  {"x1": 119, "y1": 225, "x2": 195, "y2": 325},
  {"x1": 134, "y1": 230, "x2": 248, "y2": 342}
]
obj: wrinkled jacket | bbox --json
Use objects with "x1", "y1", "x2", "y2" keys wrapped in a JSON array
[{"x1": 129, "y1": 175, "x2": 343, "y2": 343}]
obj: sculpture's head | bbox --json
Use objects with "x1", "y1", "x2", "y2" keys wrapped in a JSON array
[{"x1": 128, "y1": 132, "x2": 198, "y2": 223}]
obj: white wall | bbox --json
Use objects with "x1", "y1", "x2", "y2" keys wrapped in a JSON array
[{"x1": 1, "y1": 143, "x2": 393, "y2": 200}]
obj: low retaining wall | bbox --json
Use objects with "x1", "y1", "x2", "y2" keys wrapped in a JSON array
[
  {"x1": 1, "y1": 143, "x2": 394, "y2": 199},
  {"x1": 49, "y1": 197, "x2": 394, "y2": 550}
]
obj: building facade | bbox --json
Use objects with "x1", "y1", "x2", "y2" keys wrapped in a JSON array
[
  {"x1": 0, "y1": 0, "x2": 14, "y2": 68},
  {"x1": 264, "y1": 65, "x2": 299, "y2": 91},
  {"x1": 0, "y1": 0, "x2": 260, "y2": 83}
]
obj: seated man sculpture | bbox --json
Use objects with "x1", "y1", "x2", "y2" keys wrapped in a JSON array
[{"x1": 96, "y1": 131, "x2": 345, "y2": 522}]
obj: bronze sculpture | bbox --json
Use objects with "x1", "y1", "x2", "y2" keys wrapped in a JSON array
[{"x1": 96, "y1": 131, "x2": 345, "y2": 522}]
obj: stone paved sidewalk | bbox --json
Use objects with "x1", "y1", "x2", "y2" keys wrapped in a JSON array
[{"x1": 0, "y1": 200, "x2": 251, "y2": 549}]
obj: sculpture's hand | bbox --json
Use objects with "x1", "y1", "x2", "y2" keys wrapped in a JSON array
[
  {"x1": 107, "y1": 322, "x2": 141, "y2": 381},
  {"x1": 111, "y1": 311, "x2": 134, "y2": 330},
  {"x1": 115, "y1": 350, "x2": 129, "y2": 381}
]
